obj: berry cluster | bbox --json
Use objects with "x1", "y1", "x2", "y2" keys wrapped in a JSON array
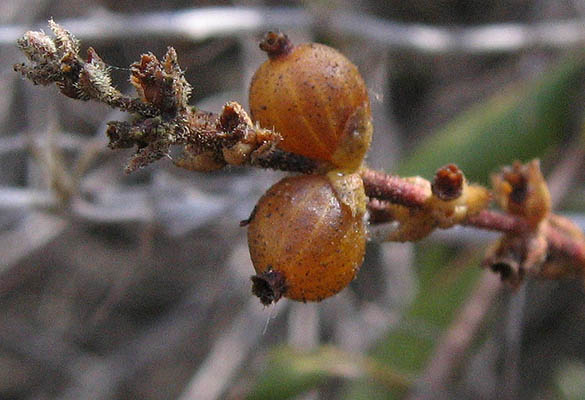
[{"x1": 246, "y1": 32, "x2": 372, "y2": 304}]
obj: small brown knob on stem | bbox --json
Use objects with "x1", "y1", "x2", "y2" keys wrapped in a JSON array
[{"x1": 432, "y1": 164, "x2": 464, "y2": 201}]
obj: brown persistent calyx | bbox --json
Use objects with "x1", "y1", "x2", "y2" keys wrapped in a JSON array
[
  {"x1": 259, "y1": 31, "x2": 294, "y2": 59},
  {"x1": 251, "y1": 270, "x2": 288, "y2": 306}
]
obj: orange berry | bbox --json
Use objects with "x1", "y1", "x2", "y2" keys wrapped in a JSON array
[
  {"x1": 247, "y1": 173, "x2": 367, "y2": 304},
  {"x1": 249, "y1": 32, "x2": 372, "y2": 170}
]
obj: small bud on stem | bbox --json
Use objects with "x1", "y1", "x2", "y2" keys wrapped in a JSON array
[{"x1": 432, "y1": 164, "x2": 464, "y2": 201}]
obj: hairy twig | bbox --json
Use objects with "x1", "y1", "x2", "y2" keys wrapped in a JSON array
[
  {"x1": 361, "y1": 169, "x2": 428, "y2": 208},
  {"x1": 464, "y1": 210, "x2": 532, "y2": 234}
]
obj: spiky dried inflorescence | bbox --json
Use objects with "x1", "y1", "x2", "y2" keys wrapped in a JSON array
[
  {"x1": 130, "y1": 49, "x2": 191, "y2": 115},
  {"x1": 16, "y1": 21, "x2": 321, "y2": 174},
  {"x1": 15, "y1": 20, "x2": 78, "y2": 93},
  {"x1": 15, "y1": 20, "x2": 157, "y2": 116}
]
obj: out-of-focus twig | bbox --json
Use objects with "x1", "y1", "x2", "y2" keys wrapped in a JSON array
[
  {"x1": 500, "y1": 283, "x2": 527, "y2": 400},
  {"x1": 0, "y1": 211, "x2": 66, "y2": 270},
  {"x1": 70, "y1": 283, "x2": 269, "y2": 400},
  {"x1": 3, "y1": 7, "x2": 585, "y2": 54},
  {"x1": 0, "y1": 314, "x2": 85, "y2": 384},
  {"x1": 546, "y1": 135, "x2": 585, "y2": 206},
  {"x1": 407, "y1": 271, "x2": 501, "y2": 399},
  {"x1": 0, "y1": 187, "x2": 56, "y2": 209},
  {"x1": 177, "y1": 299, "x2": 287, "y2": 400},
  {"x1": 0, "y1": 131, "x2": 93, "y2": 155}
]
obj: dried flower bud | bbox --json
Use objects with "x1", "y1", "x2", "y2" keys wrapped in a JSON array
[
  {"x1": 258, "y1": 31, "x2": 294, "y2": 59},
  {"x1": 176, "y1": 102, "x2": 282, "y2": 171},
  {"x1": 483, "y1": 232, "x2": 548, "y2": 288},
  {"x1": 16, "y1": 30, "x2": 57, "y2": 64},
  {"x1": 432, "y1": 164, "x2": 464, "y2": 201},
  {"x1": 491, "y1": 159, "x2": 551, "y2": 226},
  {"x1": 77, "y1": 48, "x2": 118, "y2": 101},
  {"x1": 48, "y1": 19, "x2": 79, "y2": 55},
  {"x1": 130, "y1": 47, "x2": 192, "y2": 114}
]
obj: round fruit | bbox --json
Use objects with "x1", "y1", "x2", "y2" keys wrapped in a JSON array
[
  {"x1": 247, "y1": 174, "x2": 367, "y2": 304},
  {"x1": 249, "y1": 32, "x2": 372, "y2": 170}
]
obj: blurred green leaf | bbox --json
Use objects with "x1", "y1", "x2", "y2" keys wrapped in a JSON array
[
  {"x1": 556, "y1": 360, "x2": 585, "y2": 400},
  {"x1": 398, "y1": 56, "x2": 585, "y2": 184},
  {"x1": 246, "y1": 346, "x2": 412, "y2": 400}
]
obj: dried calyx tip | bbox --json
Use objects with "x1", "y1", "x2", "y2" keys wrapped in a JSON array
[
  {"x1": 432, "y1": 164, "x2": 464, "y2": 201},
  {"x1": 259, "y1": 31, "x2": 293, "y2": 59},
  {"x1": 487, "y1": 260, "x2": 524, "y2": 288},
  {"x1": 251, "y1": 270, "x2": 287, "y2": 306},
  {"x1": 502, "y1": 164, "x2": 529, "y2": 205},
  {"x1": 240, "y1": 206, "x2": 257, "y2": 227}
]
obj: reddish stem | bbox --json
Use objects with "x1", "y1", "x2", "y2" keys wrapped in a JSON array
[
  {"x1": 363, "y1": 171, "x2": 585, "y2": 271},
  {"x1": 360, "y1": 169, "x2": 428, "y2": 209},
  {"x1": 545, "y1": 224, "x2": 585, "y2": 267},
  {"x1": 463, "y1": 210, "x2": 532, "y2": 234}
]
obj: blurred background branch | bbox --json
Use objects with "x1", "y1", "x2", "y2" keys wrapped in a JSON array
[{"x1": 3, "y1": 7, "x2": 585, "y2": 53}]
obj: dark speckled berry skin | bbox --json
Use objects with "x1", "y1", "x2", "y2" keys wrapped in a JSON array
[
  {"x1": 247, "y1": 174, "x2": 366, "y2": 302},
  {"x1": 249, "y1": 43, "x2": 371, "y2": 169}
]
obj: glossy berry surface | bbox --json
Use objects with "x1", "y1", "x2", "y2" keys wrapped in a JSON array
[
  {"x1": 247, "y1": 174, "x2": 366, "y2": 303},
  {"x1": 249, "y1": 38, "x2": 372, "y2": 169}
]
